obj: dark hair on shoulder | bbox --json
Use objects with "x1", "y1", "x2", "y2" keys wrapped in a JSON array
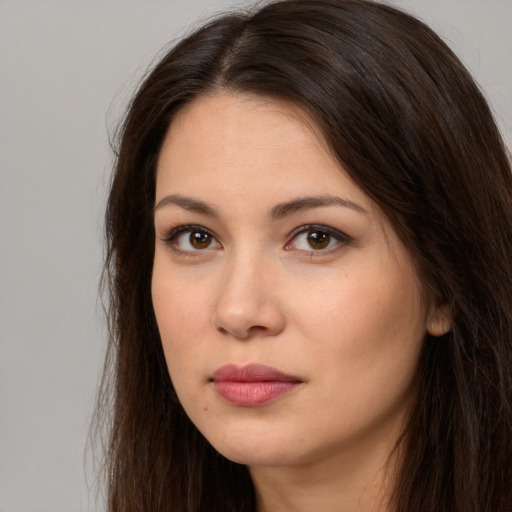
[{"x1": 96, "y1": 1, "x2": 512, "y2": 510}]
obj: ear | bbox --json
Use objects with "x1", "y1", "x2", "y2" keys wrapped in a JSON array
[{"x1": 427, "y1": 303, "x2": 452, "y2": 337}]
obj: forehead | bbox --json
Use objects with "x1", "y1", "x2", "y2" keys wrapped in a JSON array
[
  {"x1": 155, "y1": 92, "x2": 359, "y2": 200},
  {"x1": 165, "y1": 91, "x2": 329, "y2": 157}
]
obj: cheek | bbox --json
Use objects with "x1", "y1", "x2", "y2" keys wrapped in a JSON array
[
  {"x1": 151, "y1": 264, "x2": 212, "y2": 374},
  {"x1": 295, "y1": 268, "x2": 425, "y2": 340},
  {"x1": 292, "y1": 288, "x2": 425, "y2": 451},
  {"x1": 293, "y1": 264, "x2": 427, "y2": 388}
]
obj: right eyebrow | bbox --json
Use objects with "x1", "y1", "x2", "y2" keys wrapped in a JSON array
[{"x1": 153, "y1": 194, "x2": 219, "y2": 217}]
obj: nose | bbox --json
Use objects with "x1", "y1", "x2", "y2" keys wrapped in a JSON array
[{"x1": 212, "y1": 252, "x2": 286, "y2": 340}]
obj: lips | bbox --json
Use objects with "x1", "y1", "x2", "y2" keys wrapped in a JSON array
[{"x1": 211, "y1": 363, "x2": 303, "y2": 407}]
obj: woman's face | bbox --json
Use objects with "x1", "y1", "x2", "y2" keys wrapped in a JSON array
[{"x1": 152, "y1": 92, "x2": 447, "y2": 469}]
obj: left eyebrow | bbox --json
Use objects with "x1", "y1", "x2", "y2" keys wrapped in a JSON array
[{"x1": 270, "y1": 195, "x2": 369, "y2": 220}]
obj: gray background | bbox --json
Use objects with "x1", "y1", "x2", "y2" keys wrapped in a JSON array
[{"x1": 0, "y1": 1, "x2": 510, "y2": 511}]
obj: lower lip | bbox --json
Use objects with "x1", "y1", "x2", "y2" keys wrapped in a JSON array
[{"x1": 213, "y1": 381, "x2": 300, "y2": 407}]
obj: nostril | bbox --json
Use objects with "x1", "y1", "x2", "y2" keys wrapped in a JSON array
[{"x1": 216, "y1": 323, "x2": 272, "y2": 341}]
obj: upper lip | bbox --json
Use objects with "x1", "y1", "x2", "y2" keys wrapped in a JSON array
[{"x1": 212, "y1": 363, "x2": 302, "y2": 383}]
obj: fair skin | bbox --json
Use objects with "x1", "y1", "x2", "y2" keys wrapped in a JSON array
[{"x1": 152, "y1": 92, "x2": 450, "y2": 512}]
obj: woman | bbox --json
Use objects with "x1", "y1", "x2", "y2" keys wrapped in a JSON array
[{"x1": 97, "y1": 0, "x2": 512, "y2": 510}]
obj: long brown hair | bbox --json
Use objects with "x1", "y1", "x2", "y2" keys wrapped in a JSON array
[{"x1": 96, "y1": 1, "x2": 512, "y2": 510}]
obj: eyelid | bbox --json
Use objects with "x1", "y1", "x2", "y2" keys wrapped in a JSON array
[
  {"x1": 160, "y1": 224, "x2": 222, "y2": 252},
  {"x1": 285, "y1": 224, "x2": 351, "y2": 251},
  {"x1": 160, "y1": 224, "x2": 212, "y2": 242}
]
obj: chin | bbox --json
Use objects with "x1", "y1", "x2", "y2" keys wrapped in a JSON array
[
  {"x1": 215, "y1": 442, "x2": 296, "y2": 467},
  {"x1": 205, "y1": 423, "x2": 302, "y2": 467}
]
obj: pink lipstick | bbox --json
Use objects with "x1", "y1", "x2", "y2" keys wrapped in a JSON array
[{"x1": 211, "y1": 364, "x2": 302, "y2": 407}]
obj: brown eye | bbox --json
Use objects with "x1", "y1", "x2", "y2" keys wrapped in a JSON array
[
  {"x1": 288, "y1": 225, "x2": 349, "y2": 253},
  {"x1": 171, "y1": 228, "x2": 221, "y2": 252},
  {"x1": 190, "y1": 231, "x2": 212, "y2": 249},
  {"x1": 307, "y1": 231, "x2": 330, "y2": 250}
]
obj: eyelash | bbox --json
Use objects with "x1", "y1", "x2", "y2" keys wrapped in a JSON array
[
  {"x1": 161, "y1": 224, "x2": 220, "y2": 255},
  {"x1": 286, "y1": 224, "x2": 351, "y2": 255},
  {"x1": 161, "y1": 224, "x2": 351, "y2": 256}
]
